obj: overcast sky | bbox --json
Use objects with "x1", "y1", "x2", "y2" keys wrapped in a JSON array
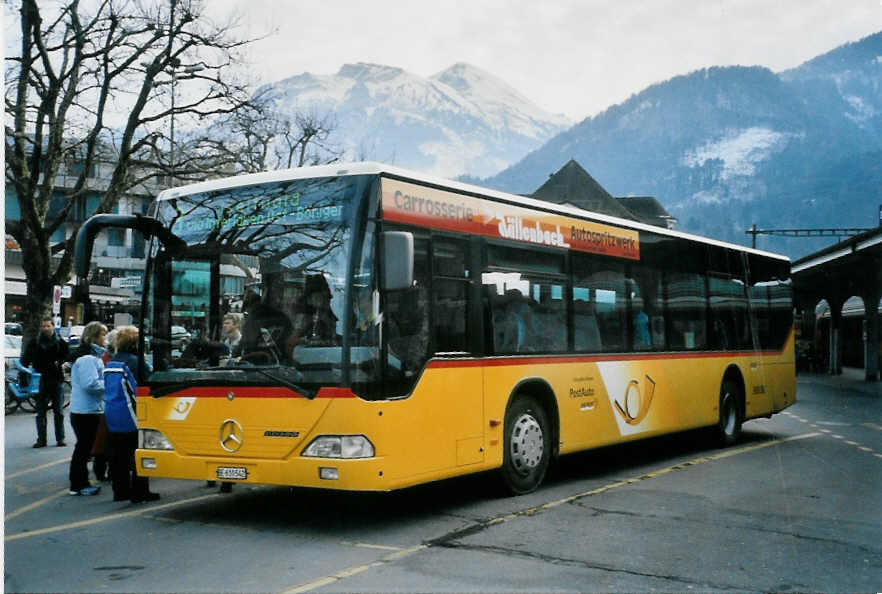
[{"x1": 208, "y1": 0, "x2": 882, "y2": 121}]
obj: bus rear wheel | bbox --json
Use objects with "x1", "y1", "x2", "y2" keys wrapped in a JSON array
[
  {"x1": 716, "y1": 380, "x2": 742, "y2": 447},
  {"x1": 501, "y1": 394, "x2": 550, "y2": 495}
]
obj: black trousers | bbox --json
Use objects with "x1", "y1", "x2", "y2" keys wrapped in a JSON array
[
  {"x1": 69, "y1": 413, "x2": 100, "y2": 492},
  {"x1": 108, "y1": 430, "x2": 150, "y2": 500},
  {"x1": 34, "y1": 380, "x2": 65, "y2": 444}
]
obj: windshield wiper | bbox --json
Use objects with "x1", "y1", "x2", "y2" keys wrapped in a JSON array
[
  {"x1": 149, "y1": 367, "x2": 317, "y2": 399},
  {"x1": 249, "y1": 366, "x2": 317, "y2": 400}
]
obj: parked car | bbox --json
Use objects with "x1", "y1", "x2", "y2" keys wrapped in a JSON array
[
  {"x1": 171, "y1": 326, "x2": 191, "y2": 350},
  {"x1": 5, "y1": 322, "x2": 23, "y2": 336}
]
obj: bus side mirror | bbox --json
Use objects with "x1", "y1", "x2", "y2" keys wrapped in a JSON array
[{"x1": 382, "y1": 231, "x2": 413, "y2": 291}]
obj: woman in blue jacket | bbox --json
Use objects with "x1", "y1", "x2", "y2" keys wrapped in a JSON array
[
  {"x1": 105, "y1": 326, "x2": 159, "y2": 503},
  {"x1": 68, "y1": 321, "x2": 107, "y2": 496}
]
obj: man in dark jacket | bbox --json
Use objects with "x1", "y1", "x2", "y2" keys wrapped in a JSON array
[{"x1": 21, "y1": 316, "x2": 70, "y2": 448}]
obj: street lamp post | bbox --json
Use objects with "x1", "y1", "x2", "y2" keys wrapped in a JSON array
[{"x1": 166, "y1": 59, "x2": 205, "y2": 187}]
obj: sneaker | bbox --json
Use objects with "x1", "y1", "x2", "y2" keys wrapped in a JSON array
[
  {"x1": 69, "y1": 485, "x2": 101, "y2": 496},
  {"x1": 32, "y1": 442, "x2": 47, "y2": 449}
]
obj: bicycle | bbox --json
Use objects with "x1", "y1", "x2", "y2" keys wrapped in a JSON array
[
  {"x1": 5, "y1": 360, "x2": 39, "y2": 415},
  {"x1": 4, "y1": 362, "x2": 70, "y2": 415}
]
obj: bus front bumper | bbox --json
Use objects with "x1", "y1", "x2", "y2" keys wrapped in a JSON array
[{"x1": 135, "y1": 449, "x2": 390, "y2": 491}]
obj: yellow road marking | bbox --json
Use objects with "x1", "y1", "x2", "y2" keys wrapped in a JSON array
[
  {"x1": 280, "y1": 545, "x2": 427, "y2": 594},
  {"x1": 339, "y1": 541, "x2": 405, "y2": 552},
  {"x1": 6, "y1": 456, "x2": 69, "y2": 479},
  {"x1": 5, "y1": 489, "x2": 69, "y2": 521},
  {"x1": 4, "y1": 494, "x2": 220, "y2": 542},
  {"x1": 532, "y1": 432, "x2": 821, "y2": 513},
  {"x1": 279, "y1": 432, "x2": 821, "y2": 593}
]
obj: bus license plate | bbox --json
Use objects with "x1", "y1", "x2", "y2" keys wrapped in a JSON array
[{"x1": 216, "y1": 466, "x2": 247, "y2": 480}]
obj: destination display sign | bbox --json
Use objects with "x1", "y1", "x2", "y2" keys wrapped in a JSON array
[
  {"x1": 169, "y1": 188, "x2": 344, "y2": 242},
  {"x1": 381, "y1": 179, "x2": 640, "y2": 260}
]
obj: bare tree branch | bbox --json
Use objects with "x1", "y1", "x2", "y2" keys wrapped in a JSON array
[{"x1": 5, "y1": 0, "x2": 263, "y2": 339}]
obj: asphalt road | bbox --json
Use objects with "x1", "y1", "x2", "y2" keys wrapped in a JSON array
[{"x1": 4, "y1": 371, "x2": 881, "y2": 593}]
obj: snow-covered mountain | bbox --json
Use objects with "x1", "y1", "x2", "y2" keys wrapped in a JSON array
[
  {"x1": 482, "y1": 31, "x2": 882, "y2": 258},
  {"x1": 255, "y1": 62, "x2": 571, "y2": 178}
]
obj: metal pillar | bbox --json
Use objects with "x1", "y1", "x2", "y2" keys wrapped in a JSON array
[
  {"x1": 864, "y1": 295, "x2": 879, "y2": 381},
  {"x1": 827, "y1": 294, "x2": 845, "y2": 375},
  {"x1": 863, "y1": 263, "x2": 881, "y2": 382}
]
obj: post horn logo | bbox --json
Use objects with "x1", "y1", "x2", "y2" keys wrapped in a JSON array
[
  {"x1": 614, "y1": 374, "x2": 656, "y2": 425},
  {"x1": 219, "y1": 419, "x2": 244, "y2": 452}
]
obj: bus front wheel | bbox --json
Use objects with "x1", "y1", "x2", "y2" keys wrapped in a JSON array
[
  {"x1": 716, "y1": 380, "x2": 742, "y2": 447},
  {"x1": 501, "y1": 394, "x2": 550, "y2": 495}
]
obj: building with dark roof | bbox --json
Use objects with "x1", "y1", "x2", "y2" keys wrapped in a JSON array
[
  {"x1": 531, "y1": 159, "x2": 676, "y2": 229},
  {"x1": 615, "y1": 196, "x2": 678, "y2": 229}
]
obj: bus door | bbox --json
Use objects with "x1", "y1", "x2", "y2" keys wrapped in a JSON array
[
  {"x1": 382, "y1": 233, "x2": 484, "y2": 471},
  {"x1": 743, "y1": 259, "x2": 776, "y2": 417}
]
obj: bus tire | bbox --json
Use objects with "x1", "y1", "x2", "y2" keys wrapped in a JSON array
[
  {"x1": 501, "y1": 394, "x2": 551, "y2": 495},
  {"x1": 716, "y1": 380, "x2": 742, "y2": 447}
]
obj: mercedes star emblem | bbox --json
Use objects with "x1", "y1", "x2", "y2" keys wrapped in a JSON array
[{"x1": 219, "y1": 419, "x2": 244, "y2": 452}]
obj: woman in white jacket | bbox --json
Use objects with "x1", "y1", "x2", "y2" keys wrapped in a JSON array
[{"x1": 67, "y1": 321, "x2": 107, "y2": 496}]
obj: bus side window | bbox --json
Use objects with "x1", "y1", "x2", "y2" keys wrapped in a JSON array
[
  {"x1": 386, "y1": 285, "x2": 430, "y2": 372},
  {"x1": 382, "y1": 233, "x2": 430, "y2": 396},
  {"x1": 768, "y1": 283, "x2": 793, "y2": 349},
  {"x1": 630, "y1": 267, "x2": 665, "y2": 351},
  {"x1": 666, "y1": 272, "x2": 707, "y2": 350},
  {"x1": 432, "y1": 238, "x2": 470, "y2": 353},
  {"x1": 573, "y1": 255, "x2": 627, "y2": 352},
  {"x1": 573, "y1": 288, "x2": 601, "y2": 352},
  {"x1": 531, "y1": 281, "x2": 566, "y2": 352}
]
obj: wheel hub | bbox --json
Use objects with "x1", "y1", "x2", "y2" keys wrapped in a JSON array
[
  {"x1": 722, "y1": 395, "x2": 736, "y2": 434},
  {"x1": 510, "y1": 413, "x2": 544, "y2": 474}
]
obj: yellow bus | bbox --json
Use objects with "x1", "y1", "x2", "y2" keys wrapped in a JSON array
[{"x1": 75, "y1": 163, "x2": 795, "y2": 494}]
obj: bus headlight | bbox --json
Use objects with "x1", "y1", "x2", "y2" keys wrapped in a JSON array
[
  {"x1": 139, "y1": 429, "x2": 174, "y2": 450},
  {"x1": 302, "y1": 435, "x2": 375, "y2": 459}
]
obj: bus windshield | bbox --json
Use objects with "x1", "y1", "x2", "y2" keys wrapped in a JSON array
[{"x1": 144, "y1": 174, "x2": 378, "y2": 395}]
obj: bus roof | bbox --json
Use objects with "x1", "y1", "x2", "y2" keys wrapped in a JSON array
[{"x1": 157, "y1": 161, "x2": 789, "y2": 263}]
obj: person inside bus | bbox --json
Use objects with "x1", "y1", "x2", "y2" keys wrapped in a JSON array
[
  {"x1": 221, "y1": 313, "x2": 243, "y2": 356},
  {"x1": 495, "y1": 289, "x2": 534, "y2": 353},
  {"x1": 292, "y1": 274, "x2": 339, "y2": 347},
  {"x1": 573, "y1": 298, "x2": 602, "y2": 352},
  {"x1": 633, "y1": 307, "x2": 651, "y2": 349},
  {"x1": 352, "y1": 287, "x2": 381, "y2": 343},
  {"x1": 631, "y1": 274, "x2": 663, "y2": 350},
  {"x1": 384, "y1": 285, "x2": 430, "y2": 375},
  {"x1": 239, "y1": 273, "x2": 295, "y2": 364}
]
